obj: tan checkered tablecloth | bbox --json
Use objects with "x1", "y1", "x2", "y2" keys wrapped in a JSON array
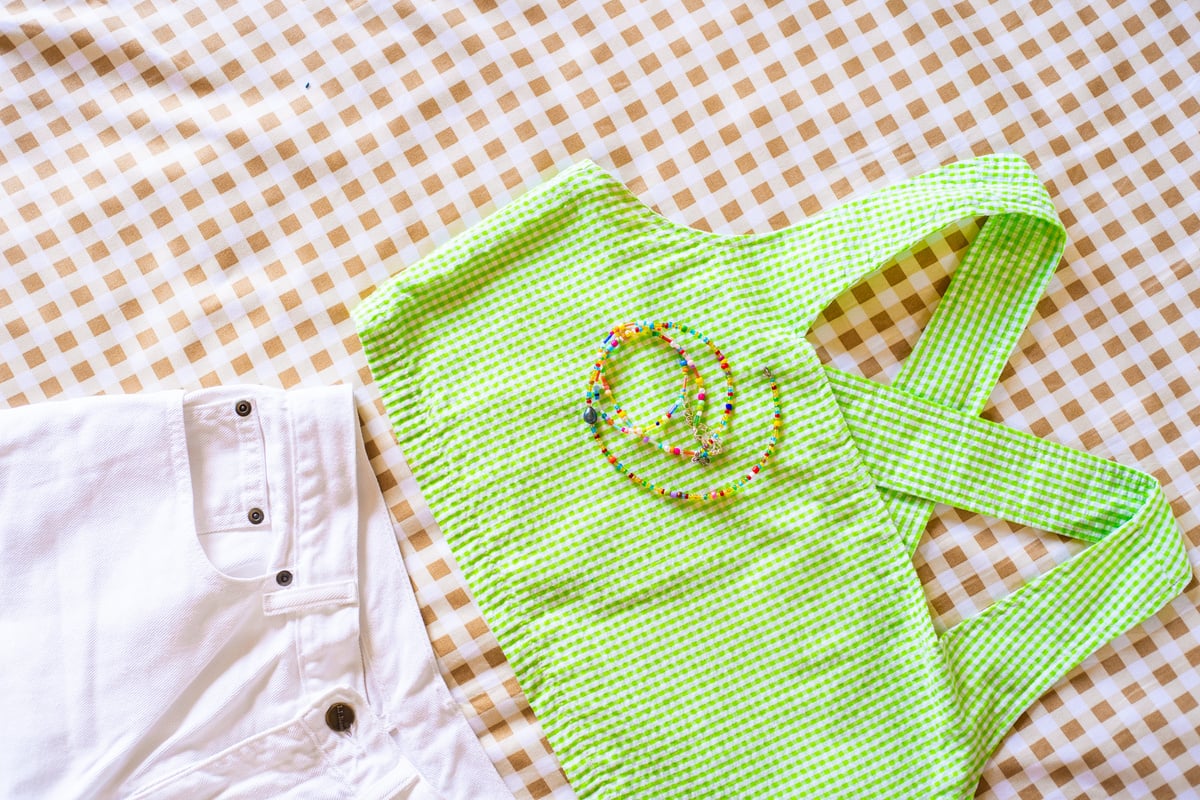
[{"x1": 2, "y1": 2, "x2": 1198, "y2": 797}]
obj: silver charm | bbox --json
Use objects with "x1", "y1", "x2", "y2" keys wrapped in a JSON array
[{"x1": 683, "y1": 403, "x2": 722, "y2": 464}]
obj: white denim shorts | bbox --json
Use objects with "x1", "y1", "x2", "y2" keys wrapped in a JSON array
[{"x1": 0, "y1": 384, "x2": 514, "y2": 799}]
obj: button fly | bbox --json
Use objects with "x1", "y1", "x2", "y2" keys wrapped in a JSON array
[{"x1": 325, "y1": 702, "x2": 355, "y2": 732}]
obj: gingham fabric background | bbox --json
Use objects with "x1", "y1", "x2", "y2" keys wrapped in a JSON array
[{"x1": 0, "y1": 1, "x2": 1197, "y2": 797}]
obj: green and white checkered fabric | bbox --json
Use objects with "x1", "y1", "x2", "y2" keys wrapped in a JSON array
[{"x1": 352, "y1": 153, "x2": 1191, "y2": 799}]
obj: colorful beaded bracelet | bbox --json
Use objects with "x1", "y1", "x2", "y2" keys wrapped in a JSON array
[
  {"x1": 583, "y1": 320, "x2": 781, "y2": 501},
  {"x1": 588, "y1": 321, "x2": 731, "y2": 461}
]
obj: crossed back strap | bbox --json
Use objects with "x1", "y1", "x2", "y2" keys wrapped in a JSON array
[
  {"x1": 829, "y1": 366, "x2": 1190, "y2": 776},
  {"x1": 814, "y1": 170, "x2": 1192, "y2": 773},
  {"x1": 880, "y1": 212, "x2": 1067, "y2": 556}
]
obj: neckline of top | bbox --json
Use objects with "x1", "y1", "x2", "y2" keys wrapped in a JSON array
[{"x1": 568, "y1": 151, "x2": 1030, "y2": 247}]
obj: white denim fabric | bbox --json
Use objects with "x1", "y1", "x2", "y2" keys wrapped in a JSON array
[{"x1": 0, "y1": 384, "x2": 514, "y2": 800}]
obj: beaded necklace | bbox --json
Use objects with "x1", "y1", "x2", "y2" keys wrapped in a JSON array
[
  {"x1": 588, "y1": 321, "x2": 731, "y2": 462},
  {"x1": 583, "y1": 320, "x2": 780, "y2": 501}
]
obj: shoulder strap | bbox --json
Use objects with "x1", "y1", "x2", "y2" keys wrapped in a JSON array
[
  {"x1": 806, "y1": 153, "x2": 1067, "y2": 555},
  {"x1": 826, "y1": 366, "x2": 1192, "y2": 779},
  {"x1": 883, "y1": 211, "x2": 1066, "y2": 554}
]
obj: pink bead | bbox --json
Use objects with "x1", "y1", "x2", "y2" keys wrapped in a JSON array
[{"x1": 672, "y1": 447, "x2": 681, "y2": 455}]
